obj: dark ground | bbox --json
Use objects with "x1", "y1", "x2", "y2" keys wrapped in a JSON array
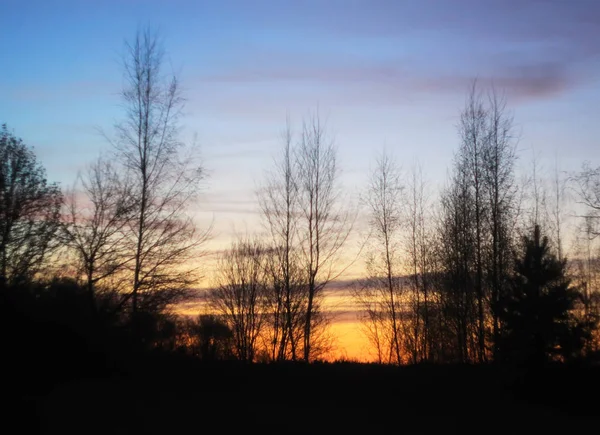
[{"x1": 7, "y1": 356, "x2": 600, "y2": 435}]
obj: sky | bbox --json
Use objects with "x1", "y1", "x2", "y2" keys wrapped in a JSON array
[{"x1": 2, "y1": 0, "x2": 599, "y2": 359}]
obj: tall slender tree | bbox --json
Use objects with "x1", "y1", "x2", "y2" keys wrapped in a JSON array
[
  {"x1": 482, "y1": 89, "x2": 518, "y2": 359},
  {"x1": 438, "y1": 156, "x2": 478, "y2": 363},
  {"x1": 405, "y1": 164, "x2": 434, "y2": 362},
  {"x1": 258, "y1": 119, "x2": 306, "y2": 361},
  {"x1": 459, "y1": 82, "x2": 488, "y2": 362},
  {"x1": 549, "y1": 155, "x2": 566, "y2": 260},
  {"x1": 356, "y1": 150, "x2": 404, "y2": 364},
  {"x1": 295, "y1": 112, "x2": 352, "y2": 361},
  {"x1": 113, "y1": 28, "x2": 208, "y2": 317}
]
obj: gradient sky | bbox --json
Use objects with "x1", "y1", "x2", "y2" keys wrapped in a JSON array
[{"x1": 2, "y1": 0, "x2": 600, "y2": 359}]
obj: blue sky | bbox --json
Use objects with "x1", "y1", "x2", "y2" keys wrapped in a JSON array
[{"x1": 1, "y1": 0, "x2": 599, "y2": 251}]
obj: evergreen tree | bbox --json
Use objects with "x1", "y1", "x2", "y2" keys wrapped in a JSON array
[{"x1": 496, "y1": 225, "x2": 591, "y2": 366}]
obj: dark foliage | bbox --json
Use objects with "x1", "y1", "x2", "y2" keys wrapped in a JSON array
[
  {"x1": 185, "y1": 314, "x2": 234, "y2": 361},
  {"x1": 0, "y1": 124, "x2": 62, "y2": 287},
  {"x1": 0, "y1": 278, "x2": 187, "y2": 389},
  {"x1": 496, "y1": 225, "x2": 593, "y2": 367}
]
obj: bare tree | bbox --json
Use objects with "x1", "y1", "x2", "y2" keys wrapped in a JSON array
[
  {"x1": 573, "y1": 162, "x2": 600, "y2": 239},
  {"x1": 435, "y1": 84, "x2": 521, "y2": 363},
  {"x1": 209, "y1": 237, "x2": 268, "y2": 362},
  {"x1": 355, "y1": 150, "x2": 404, "y2": 364},
  {"x1": 482, "y1": 89, "x2": 518, "y2": 359},
  {"x1": 571, "y1": 162, "x2": 600, "y2": 351},
  {"x1": 582, "y1": 218, "x2": 598, "y2": 316},
  {"x1": 0, "y1": 124, "x2": 62, "y2": 288},
  {"x1": 61, "y1": 158, "x2": 134, "y2": 314},
  {"x1": 525, "y1": 148, "x2": 550, "y2": 232},
  {"x1": 405, "y1": 163, "x2": 434, "y2": 362},
  {"x1": 549, "y1": 155, "x2": 567, "y2": 260},
  {"x1": 438, "y1": 157, "x2": 478, "y2": 363},
  {"x1": 258, "y1": 119, "x2": 307, "y2": 361},
  {"x1": 113, "y1": 28, "x2": 208, "y2": 317},
  {"x1": 459, "y1": 82, "x2": 488, "y2": 362},
  {"x1": 295, "y1": 112, "x2": 353, "y2": 361},
  {"x1": 261, "y1": 244, "x2": 308, "y2": 361}
]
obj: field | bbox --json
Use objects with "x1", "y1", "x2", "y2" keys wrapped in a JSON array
[{"x1": 10, "y1": 356, "x2": 600, "y2": 435}]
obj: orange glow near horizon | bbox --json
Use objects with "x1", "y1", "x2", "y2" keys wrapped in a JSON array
[
  {"x1": 179, "y1": 232, "x2": 374, "y2": 361},
  {"x1": 329, "y1": 320, "x2": 372, "y2": 362},
  {"x1": 174, "y1": 284, "x2": 375, "y2": 362}
]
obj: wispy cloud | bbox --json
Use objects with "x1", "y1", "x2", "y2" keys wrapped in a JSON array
[
  {"x1": 188, "y1": 0, "x2": 600, "y2": 110},
  {"x1": 192, "y1": 58, "x2": 584, "y2": 113}
]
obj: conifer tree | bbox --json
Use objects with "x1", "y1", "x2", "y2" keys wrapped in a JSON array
[{"x1": 497, "y1": 225, "x2": 592, "y2": 366}]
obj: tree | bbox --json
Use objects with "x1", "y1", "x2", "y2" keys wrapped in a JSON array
[
  {"x1": 576, "y1": 219, "x2": 600, "y2": 354},
  {"x1": 295, "y1": 112, "x2": 353, "y2": 361},
  {"x1": 61, "y1": 158, "x2": 135, "y2": 314},
  {"x1": 573, "y1": 162, "x2": 600, "y2": 239},
  {"x1": 438, "y1": 157, "x2": 478, "y2": 363},
  {"x1": 482, "y1": 89, "x2": 518, "y2": 359},
  {"x1": 549, "y1": 155, "x2": 566, "y2": 260},
  {"x1": 497, "y1": 225, "x2": 592, "y2": 366},
  {"x1": 355, "y1": 150, "x2": 404, "y2": 364},
  {"x1": 209, "y1": 237, "x2": 268, "y2": 362},
  {"x1": 185, "y1": 314, "x2": 233, "y2": 361},
  {"x1": 113, "y1": 28, "x2": 208, "y2": 317},
  {"x1": 261, "y1": 244, "x2": 308, "y2": 361},
  {"x1": 459, "y1": 82, "x2": 488, "y2": 362},
  {"x1": 526, "y1": 149, "x2": 549, "y2": 231},
  {"x1": 0, "y1": 124, "x2": 62, "y2": 288},
  {"x1": 571, "y1": 161, "x2": 600, "y2": 353},
  {"x1": 436, "y1": 83, "x2": 520, "y2": 363},
  {"x1": 258, "y1": 119, "x2": 307, "y2": 361},
  {"x1": 405, "y1": 163, "x2": 435, "y2": 363}
]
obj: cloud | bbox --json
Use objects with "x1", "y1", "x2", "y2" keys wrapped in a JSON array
[
  {"x1": 410, "y1": 62, "x2": 579, "y2": 102},
  {"x1": 191, "y1": 56, "x2": 585, "y2": 114},
  {"x1": 270, "y1": 0, "x2": 600, "y2": 50},
  {"x1": 186, "y1": 0, "x2": 599, "y2": 112}
]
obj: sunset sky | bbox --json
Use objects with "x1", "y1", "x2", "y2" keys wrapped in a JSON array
[{"x1": 2, "y1": 0, "x2": 599, "y2": 360}]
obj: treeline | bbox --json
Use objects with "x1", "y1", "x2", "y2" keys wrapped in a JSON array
[
  {"x1": 206, "y1": 84, "x2": 600, "y2": 367},
  {"x1": 353, "y1": 86, "x2": 600, "y2": 366},
  {"x1": 1, "y1": 28, "x2": 599, "y2": 372}
]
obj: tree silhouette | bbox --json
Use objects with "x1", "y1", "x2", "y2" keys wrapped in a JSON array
[
  {"x1": 258, "y1": 119, "x2": 307, "y2": 361},
  {"x1": 187, "y1": 314, "x2": 234, "y2": 361},
  {"x1": 354, "y1": 149, "x2": 405, "y2": 364},
  {"x1": 61, "y1": 157, "x2": 135, "y2": 316},
  {"x1": 295, "y1": 112, "x2": 353, "y2": 362},
  {"x1": 210, "y1": 237, "x2": 268, "y2": 362},
  {"x1": 0, "y1": 124, "x2": 62, "y2": 288},
  {"x1": 573, "y1": 162, "x2": 600, "y2": 239},
  {"x1": 497, "y1": 225, "x2": 592, "y2": 367},
  {"x1": 113, "y1": 28, "x2": 209, "y2": 318}
]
